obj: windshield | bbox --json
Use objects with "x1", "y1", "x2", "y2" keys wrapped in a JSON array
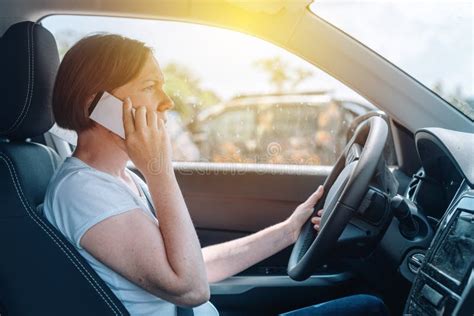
[{"x1": 309, "y1": 0, "x2": 474, "y2": 120}]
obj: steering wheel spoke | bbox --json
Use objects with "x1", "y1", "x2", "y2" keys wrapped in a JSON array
[{"x1": 345, "y1": 143, "x2": 362, "y2": 166}]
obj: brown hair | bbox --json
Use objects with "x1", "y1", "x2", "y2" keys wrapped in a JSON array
[{"x1": 53, "y1": 33, "x2": 152, "y2": 132}]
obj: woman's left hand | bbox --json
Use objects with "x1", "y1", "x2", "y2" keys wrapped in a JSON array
[{"x1": 285, "y1": 185, "x2": 324, "y2": 243}]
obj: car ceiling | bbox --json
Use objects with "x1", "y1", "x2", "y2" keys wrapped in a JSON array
[{"x1": 1, "y1": 0, "x2": 472, "y2": 134}]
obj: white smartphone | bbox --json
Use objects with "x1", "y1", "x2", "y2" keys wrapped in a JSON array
[{"x1": 89, "y1": 91, "x2": 129, "y2": 139}]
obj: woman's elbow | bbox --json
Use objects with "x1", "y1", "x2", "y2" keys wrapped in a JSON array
[
  {"x1": 149, "y1": 277, "x2": 210, "y2": 307},
  {"x1": 178, "y1": 283, "x2": 210, "y2": 308},
  {"x1": 178, "y1": 273, "x2": 210, "y2": 307}
]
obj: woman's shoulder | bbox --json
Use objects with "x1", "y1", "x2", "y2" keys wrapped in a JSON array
[
  {"x1": 47, "y1": 157, "x2": 127, "y2": 199},
  {"x1": 42, "y1": 158, "x2": 145, "y2": 249},
  {"x1": 43, "y1": 157, "x2": 142, "y2": 218}
]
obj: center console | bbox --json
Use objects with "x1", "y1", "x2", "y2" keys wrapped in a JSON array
[{"x1": 404, "y1": 187, "x2": 474, "y2": 315}]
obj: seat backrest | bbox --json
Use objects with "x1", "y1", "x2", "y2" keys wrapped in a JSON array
[{"x1": 0, "y1": 21, "x2": 129, "y2": 316}]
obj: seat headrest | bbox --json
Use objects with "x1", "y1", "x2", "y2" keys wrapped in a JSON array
[{"x1": 0, "y1": 21, "x2": 59, "y2": 140}]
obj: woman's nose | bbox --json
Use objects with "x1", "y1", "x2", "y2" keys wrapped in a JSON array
[{"x1": 157, "y1": 94, "x2": 174, "y2": 112}]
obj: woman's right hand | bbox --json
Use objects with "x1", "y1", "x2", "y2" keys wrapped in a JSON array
[{"x1": 122, "y1": 97, "x2": 173, "y2": 178}]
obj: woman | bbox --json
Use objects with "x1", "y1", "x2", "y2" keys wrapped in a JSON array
[{"x1": 42, "y1": 34, "x2": 326, "y2": 315}]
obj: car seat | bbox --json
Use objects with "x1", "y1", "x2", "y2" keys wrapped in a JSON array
[{"x1": 0, "y1": 21, "x2": 130, "y2": 316}]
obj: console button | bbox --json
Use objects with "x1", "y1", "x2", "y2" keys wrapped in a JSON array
[
  {"x1": 421, "y1": 284, "x2": 444, "y2": 308},
  {"x1": 408, "y1": 252, "x2": 425, "y2": 274}
]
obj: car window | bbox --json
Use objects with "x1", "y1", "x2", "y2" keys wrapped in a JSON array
[
  {"x1": 309, "y1": 0, "x2": 474, "y2": 121},
  {"x1": 42, "y1": 15, "x2": 395, "y2": 166}
]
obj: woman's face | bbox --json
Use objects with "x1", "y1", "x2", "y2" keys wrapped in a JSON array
[
  {"x1": 98, "y1": 53, "x2": 173, "y2": 155},
  {"x1": 113, "y1": 53, "x2": 174, "y2": 123}
]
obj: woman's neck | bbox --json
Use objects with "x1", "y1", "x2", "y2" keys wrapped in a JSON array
[{"x1": 73, "y1": 128, "x2": 129, "y2": 178}]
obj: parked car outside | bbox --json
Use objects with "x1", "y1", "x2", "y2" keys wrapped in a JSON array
[{"x1": 186, "y1": 91, "x2": 375, "y2": 165}]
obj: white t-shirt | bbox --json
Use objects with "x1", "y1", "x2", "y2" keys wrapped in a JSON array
[{"x1": 41, "y1": 156, "x2": 218, "y2": 316}]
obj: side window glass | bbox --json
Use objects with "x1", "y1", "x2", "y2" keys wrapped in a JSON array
[{"x1": 43, "y1": 16, "x2": 395, "y2": 166}]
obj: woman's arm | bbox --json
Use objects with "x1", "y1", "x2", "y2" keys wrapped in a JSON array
[
  {"x1": 203, "y1": 186, "x2": 324, "y2": 283},
  {"x1": 82, "y1": 103, "x2": 209, "y2": 307},
  {"x1": 145, "y1": 171, "x2": 209, "y2": 299}
]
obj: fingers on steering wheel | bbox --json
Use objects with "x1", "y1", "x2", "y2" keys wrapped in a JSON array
[
  {"x1": 311, "y1": 209, "x2": 323, "y2": 231},
  {"x1": 308, "y1": 185, "x2": 324, "y2": 205},
  {"x1": 311, "y1": 216, "x2": 321, "y2": 224}
]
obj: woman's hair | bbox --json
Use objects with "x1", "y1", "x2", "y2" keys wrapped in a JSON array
[{"x1": 53, "y1": 33, "x2": 152, "y2": 132}]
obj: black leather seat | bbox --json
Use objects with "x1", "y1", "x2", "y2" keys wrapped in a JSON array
[{"x1": 0, "y1": 21, "x2": 129, "y2": 316}]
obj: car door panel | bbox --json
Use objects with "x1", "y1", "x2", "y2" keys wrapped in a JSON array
[{"x1": 174, "y1": 163, "x2": 332, "y2": 232}]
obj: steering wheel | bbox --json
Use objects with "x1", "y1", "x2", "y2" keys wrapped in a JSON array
[{"x1": 288, "y1": 116, "x2": 388, "y2": 281}]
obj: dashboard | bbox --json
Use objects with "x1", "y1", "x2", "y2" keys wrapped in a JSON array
[
  {"x1": 406, "y1": 165, "x2": 463, "y2": 221},
  {"x1": 401, "y1": 128, "x2": 474, "y2": 315}
]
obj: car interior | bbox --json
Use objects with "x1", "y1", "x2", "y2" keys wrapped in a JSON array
[{"x1": 0, "y1": 1, "x2": 473, "y2": 315}]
